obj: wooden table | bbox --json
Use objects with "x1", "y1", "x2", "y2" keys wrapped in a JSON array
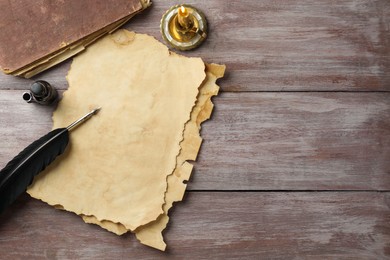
[{"x1": 0, "y1": 1, "x2": 389, "y2": 258}]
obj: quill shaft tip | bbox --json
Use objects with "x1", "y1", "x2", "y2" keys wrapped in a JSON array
[
  {"x1": 93, "y1": 107, "x2": 102, "y2": 115},
  {"x1": 67, "y1": 107, "x2": 101, "y2": 131}
]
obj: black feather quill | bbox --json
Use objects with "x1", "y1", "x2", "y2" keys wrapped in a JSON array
[
  {"x1": 0, "y1": 108, "x2": 100, "y2": 214},
  {"x1": 0, "y1": 128, "x2": 69, "y2": 213}
]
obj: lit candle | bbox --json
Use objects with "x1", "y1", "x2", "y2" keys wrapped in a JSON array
[
  {"x1": 161, "y1": 4, "x2": 208, "y2": 50},
  {"x1": 177, "y1": 6, "x2": 193, "y2": 30}
]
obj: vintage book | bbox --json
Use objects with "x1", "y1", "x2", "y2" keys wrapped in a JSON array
[{"x1": 0, "y1": 0, "x2": 150, "y2": 78}]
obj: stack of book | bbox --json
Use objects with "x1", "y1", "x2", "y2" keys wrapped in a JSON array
[{"x1": 0, "y1": 0, "x2": 150, "y2": 78}]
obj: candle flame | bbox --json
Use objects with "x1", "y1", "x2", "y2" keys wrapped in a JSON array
[{"x1": 179, "y1": 6, "x2": 188, "y2": 17}]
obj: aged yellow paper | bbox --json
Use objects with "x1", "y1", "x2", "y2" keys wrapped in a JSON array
[
  {"x1": 28, "y1": 30, "x2": 225, "y2": 251},
  {"x1": 28, "y1": 30, "x2": 205, "y2": 231}
]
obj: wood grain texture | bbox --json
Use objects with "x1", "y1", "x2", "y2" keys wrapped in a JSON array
[
  {"x1": 196, "y1": 92, "x2": 390, "y2": 190},
  {"x1": 1, "y1": 91, "x2": 389, "y2": 190},
  {"x1": 0, "y1": 0, "x2": 388, "y2": 91},
  {"x1": 130, "y1": 0, "x2": 390, "y2": 92},
  {"x1": 0, "y1": 0, "x2": 389, "y2": 258},
  {"x1": 0, "y1": 192, "x2": 388, "y2": 259}
]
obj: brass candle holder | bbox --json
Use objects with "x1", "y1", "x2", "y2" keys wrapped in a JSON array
[{"x1": 161, "y1": 4, "x2": 207, "y2": 51}]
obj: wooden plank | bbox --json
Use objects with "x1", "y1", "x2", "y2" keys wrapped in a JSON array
[
  {"x1": 0, "y1": 0, "x2": 388, "y2": 91},
  {"x1": 0, "y1": 91, "x2": 389, "y2": 190},
  {"x1": 0, "y1": 192, "x2": 388, "y2": 259},
  {"x1": 132, "y1": 0, "x2": 390, "y2": 92},
  {"x1": 196, "y1": 92, "x2": 390, "y2": 190}
]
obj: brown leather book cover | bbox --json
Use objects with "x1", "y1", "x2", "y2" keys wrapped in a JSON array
[{"x1": 0, "y1": 0, "x2": 150, "y2": 77}]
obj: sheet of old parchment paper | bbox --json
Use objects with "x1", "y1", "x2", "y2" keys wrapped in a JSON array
[{"x1": 27, "y1": 29, "x2": 225, "y2": 250}]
